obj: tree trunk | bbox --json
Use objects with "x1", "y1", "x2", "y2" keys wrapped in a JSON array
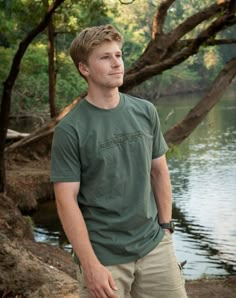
[
  {"x1": 48, "y1": 15, "x2": 57, "y2": 118},
  {"x1": 164, "y1": 56, "x2": 236, "y2": 145},
  {"x1": 0, "y1": 0, "x2": 65, "y2": 193},
  {"x1": 0, "y1": 84, "x2": 11, "y2": 193}
]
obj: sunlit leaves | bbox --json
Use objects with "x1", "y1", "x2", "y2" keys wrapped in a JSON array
[{"x1": 203, "y1": 47, "x2": 221, "y2": 70}]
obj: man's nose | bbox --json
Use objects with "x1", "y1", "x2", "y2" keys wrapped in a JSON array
[{"x1": 111, "y1": 56, "x2": 122, "y2": 67}]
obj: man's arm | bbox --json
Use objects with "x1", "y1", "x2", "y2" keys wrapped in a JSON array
[
  {"x1": 54, "y1": 182, "x2": 118, "y2": 298},
  {"x1": 150, "y1": 155, "x2": 172, "y2": 224}
]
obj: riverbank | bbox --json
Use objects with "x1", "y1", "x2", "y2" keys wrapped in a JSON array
[{"x1": 185, "y1": 276, "x2": 236, "y2": 297}]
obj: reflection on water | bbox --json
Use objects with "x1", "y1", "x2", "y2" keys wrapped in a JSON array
[
  {"x1": 32, "y1": 90, "x2": 236, "y2": 279},
  {"x1": 32, "y1": 201, "x2": 71, "y2": 252},
  {"x1": 162, "y1": 90, "x2": 236, "y2": 279}
]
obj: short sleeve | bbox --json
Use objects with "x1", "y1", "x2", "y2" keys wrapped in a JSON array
[
  {"x1": 50, "y1": 124, "x2": 81, "y2": 182},
  {"x1": 149, "y1": 104, "x2": 169, "y2": 159}
]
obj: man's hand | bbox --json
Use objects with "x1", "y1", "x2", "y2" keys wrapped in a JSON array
[{"x1": 84, "y1": 263, "x2": 118, "y2": 298}]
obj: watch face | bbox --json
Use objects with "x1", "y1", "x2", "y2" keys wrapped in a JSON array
[{"x1": 161, "y1": 221, "x2": 175, "y2": 233}]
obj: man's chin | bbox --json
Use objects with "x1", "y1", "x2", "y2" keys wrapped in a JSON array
[
  {"x1": 117, "y1": 79, "x2": 124, "y2": 87},
  {"x1": 105, "y1": 78, "x2": 123, "y2": 89}
]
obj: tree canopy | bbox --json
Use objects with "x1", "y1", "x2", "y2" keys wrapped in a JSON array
[{"x1": 1, "y1": 0, "x2": 235, "y2": 112}]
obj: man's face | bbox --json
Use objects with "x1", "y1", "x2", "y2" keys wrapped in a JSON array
[{"x1": 80, "y1": 41, "x2": 124, "y2": 89}]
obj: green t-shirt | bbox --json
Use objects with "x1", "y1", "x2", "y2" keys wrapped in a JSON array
[{"x1": 50, "y1": 93, "x2": 168, "y2": 265}]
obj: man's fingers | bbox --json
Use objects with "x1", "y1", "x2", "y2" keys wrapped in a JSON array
[
  {"x1": 85, "y1": 265, "x2": 118, "y2": 298},
  {"x1": 104, "y1": 286, "x2": 119, "y2": 298},
  {"x1": 101, "y1": 275, "x2": 118, "y2": 298},
  {"x1": 92, "y1": 286, "x2": 117, "y2": 298},
  {"x1": 91, "y1": 288, "x2": 106, "y2": 298},
  {"x1": 90, "y1": 289, "x2": 98, "y2": 298},
  {"x1": 108, "y1": 274, "x2": 118, "y2": 291}
]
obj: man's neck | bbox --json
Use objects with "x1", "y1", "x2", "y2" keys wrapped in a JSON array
[{"x1": 86, "y1": 88, "x2": 120, "y2": 109}]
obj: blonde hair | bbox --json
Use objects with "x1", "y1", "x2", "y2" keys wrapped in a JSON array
[{"x1": 70, "y1": 24, "x2": 123, "y2": 71}]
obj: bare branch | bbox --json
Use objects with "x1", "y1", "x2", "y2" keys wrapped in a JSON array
[
  {"x1": 121, "y1": 14, "x2": 236, "y2": 91},
  {"x1": 125, "y1": 1, "x2": 232, "y2": 77},
  {"x1": 188, "y1": 14, "x2": 236, "y2": 49},
  {"x1": 164, "y1": 55, "x2": 236, "y2": 145},
  {"x1": 169, "y1": 2, "x2": 229, "y2": 45},
  {"x1": 152, "y1": 0, "x2": 176, "y2": 39},
  {"x1": 179, "y1": 38, "x2": 236, "y2": 47}
]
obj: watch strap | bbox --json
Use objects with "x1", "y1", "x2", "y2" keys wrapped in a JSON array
[{"x1": 160, "y1": 220, "x2": 175, "y2": 233}]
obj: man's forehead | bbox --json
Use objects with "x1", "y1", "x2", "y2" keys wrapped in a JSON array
[{"x1": 91, "y1": 41, "x2": 122, "y2": 54}]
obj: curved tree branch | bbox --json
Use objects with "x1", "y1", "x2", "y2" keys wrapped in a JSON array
[
  {"x1": 126, "y1": 1, "x2": 231, "y2": 76},
  {"x1": 178, "y1": 38, "x2": 236, "y2": 47},
  {"x1": 164, "y1": 55, "x2": 236, "y2": 145},
  {"x1": 152, "y1": 0, "x2": 176, "y2": 38},
  {"x1": 169, "y1": 2, "x2": 228, "y2": 44},
  {"x1": 121, "y1": 13, "x2": 236, "y2": 91}
]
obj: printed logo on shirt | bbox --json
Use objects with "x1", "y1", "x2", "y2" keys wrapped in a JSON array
[{"x1": 99, "y1": 131, "x2": 143, "y2": 150}]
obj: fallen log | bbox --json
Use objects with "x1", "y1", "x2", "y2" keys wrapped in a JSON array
[{"x1": 7, "y1": 129, "x2": 30, "y2": 140}]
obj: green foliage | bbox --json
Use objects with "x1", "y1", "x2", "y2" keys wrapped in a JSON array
[
  {"x1": 55, "y1": 52, "x2": 87, "y2": 110},
  {"x1": 0, "y1": 0, "x2": 115, "y2": 113},
  {"x1": 166, "y1": 0, "x2": 216, "y2": 33},
  {"x1": 107, "y1": 0, "x2": 154, "y2": 67},
  {"x1": 1, "y1": 0, "x2": 235, "y2": 114},
  {"x1": 0, "y1": 47, "x2": 13, "y2": 81},
  {"x1": 0, "y1": 0, "x2": 46, "y2": 45}
]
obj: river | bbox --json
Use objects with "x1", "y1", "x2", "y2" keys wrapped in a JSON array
[{"x1": 32, "y1": 89, "x2": 236, "y2": 280}]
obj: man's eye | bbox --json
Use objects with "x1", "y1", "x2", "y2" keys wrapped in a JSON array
[{"x1": 101, "y1": 56, "x2": 109, "y2": 59}]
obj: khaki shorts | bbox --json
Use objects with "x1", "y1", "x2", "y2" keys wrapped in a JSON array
[{"x1": 77, "y1": 232, "x2": 188, "y2": 298}]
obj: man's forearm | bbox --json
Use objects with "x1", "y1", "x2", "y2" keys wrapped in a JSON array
[
  {"x1": 56, "y1": 197, "x2": 100, "y2": 270},
  {"x1": 151, "y1": 156, "x2": 172, "y2": 223}
]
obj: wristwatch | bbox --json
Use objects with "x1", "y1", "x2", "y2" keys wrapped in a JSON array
[{"x1": 160, "y1": 220, "x2": 175, "y2": 233}]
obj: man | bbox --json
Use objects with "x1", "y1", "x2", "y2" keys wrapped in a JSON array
[{"x1": 50, "y1": 24, "x2": 187, "y2": 298}]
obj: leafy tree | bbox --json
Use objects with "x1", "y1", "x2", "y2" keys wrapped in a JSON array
[
  {"x1": 0, "y1": 0, "x2": 66, "y2": 192},
  {"x1": 0, "y1": 0, "x2": 118, "y2": 191},
  {"x1": 0, "y1": 0, "x2": 117, "y2": 114}
]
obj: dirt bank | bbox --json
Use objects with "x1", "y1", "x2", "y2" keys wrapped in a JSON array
[{"x1": 185, "y1": 276, "x2": 236, "y2": 297}]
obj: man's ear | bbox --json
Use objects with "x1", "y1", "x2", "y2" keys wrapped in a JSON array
[{"x1": 79, "y1": 62, "x2": 89, "y2": 77}]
